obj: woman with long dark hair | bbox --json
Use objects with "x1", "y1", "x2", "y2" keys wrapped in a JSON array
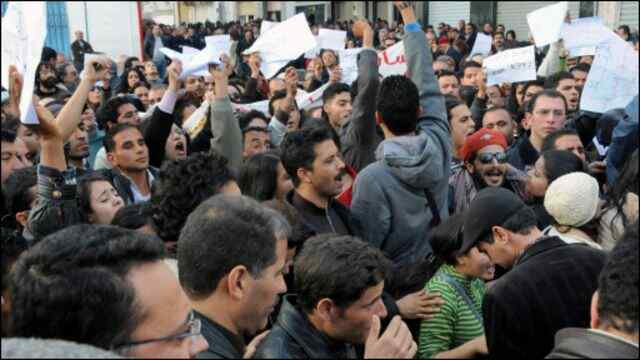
[
  {"x1": 115, "y1": 67, "x2": 148, "y2": 95},
  {"x1": 598, "y1": 150, "x2": 638, "y2": 250},
  {"x1": 238, "y1": 151, "x2": 293, "y2": 202}
]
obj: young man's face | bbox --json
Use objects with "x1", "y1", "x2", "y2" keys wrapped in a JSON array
[
  {"x1": 553, "y1": 134, "x2": 586, "y2": 162},
  {"x1": 243, "y1": 129, "x2": 271, "y2": 159},
  {"x1": 572, "y1": 70, "x2": 588, "y2": 87},
  {"x1": 324, "y1": 282, "x2": 387, "y2": 345},
  {"x1": 556, "y1": 78, "x2": 580, "y2": 112},
  {"x1": 126, "y1": 261, "x2": 209, "y2": 358},
  {"x1": 300, "y1": 140, "x2": 346, "y2": 199},
  {"x1": 116, "y1": 103, "x2": 141, "y2": 126},
  {"x1": 493, "y1": 33, "x2": 505, "y2": 49},
  {"x1": 486, "y1": 86, "x2": 505, "y2": 108},
  {"x1": 438, "y1": 75, "x2": 461, "y2": 99},
  {"x1": 108, "y1": 127, "x2": 149, "y2": 173},
  {"x1": 468, "y1": 144, "x2": 508, "y2": 188},
  {"x1": 530, "y1": 96, "x2": 566, "y2": 142},
  {"x1": 1, "y1": 139, "x2": 29, "y2": 184},
  {"x1": 449, "y1": 104, "x2": 476, "y2": 151},
  {"x1": 523, "y1": 85, "x2": 544, "y2": 105},
  {"x1": 323, "y1": 91, "x2": 353, "y2": 129},
  {"x1": 239, "y1": 238, "x2": 288, "y2": 335},
  {"x1": 462, "y1": 67, "x2": 482, "y2": 87},
  {"x1": 483, "y1": 109, "x2": 515, "y2": 145},
  {"x1": 68, "y1": 123, "x2": 90, "y2": 160}
]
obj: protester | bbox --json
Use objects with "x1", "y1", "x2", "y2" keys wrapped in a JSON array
[
  {"x1": 547, "y1": 223, "x2": 639, "y2": 359},
  {"x1": 418, "y1": 214, "x2": 491, "y2": 359},
  {"x1": 238, "y1": 151, "x2": 293, "y2": 202},
  {"x1": 8, "y1": 224, "x2": 208, "y2": 358},
  {"x1": 254, "y1": 234, "x2": 417, "y2": 359},
  {"x1": 460, "y1": 187, "x2": 606, "y2": 359},
  {"x1": 177, "y1": 195, "x2": 287, "y2": 358},
  {"x1": 70, "y1": 30, "x2": 94, "y2": 72},
  {"x1": 436, "y1": 70, "x2": 461, "y2": 99},
  {"x1": 482, "y1": 107, "x2": 516, "y2": 145},
  {"x1": 1, "y1": 130, "x2": 31, "y2": 184},
  {"x1": 542, "y1": 172, "x2": 603, "y2": 249}
]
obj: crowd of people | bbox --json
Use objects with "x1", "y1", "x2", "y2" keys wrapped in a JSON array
[{"x1": 1, "y1": 1, "x2": 638, "y2": 358}]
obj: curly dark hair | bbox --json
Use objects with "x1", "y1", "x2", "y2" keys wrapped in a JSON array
[
  {"x1": 9, "y1": 224, "x2": 165, "y2": 350},
  {"x1": 115, "y1": 67, "x2": 148, "y2": 95},
  {"x1": 150, "y1": 151, "x2": 236, "y2": 243},
  {"x1": 597, "y1": 222, "x2": 639, "y2": 334}
]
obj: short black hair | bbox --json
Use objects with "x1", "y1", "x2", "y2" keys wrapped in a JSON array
[
  {"x1": 541, "y1": 129, "x2": 580, "y2": 154},
  {"x1": 9, "y1": 224, "x2": 165, "y2": 350},
  {"x1": 262, "y1": 199, "x2": 311, "y2": 249},
  {"x1": 597, "y1": 223, "x2": 638, "y2": 334},
  {"x1": 377, "y1": 75, "x2": 420, "y2": 136},
  {"x1": 445, "y1": 94, "x2": 466, "y2": 124},
  {"x1": 461, "y1": 60, "x2": 482, "y2": 75},
  {"x1": 97, "y1": 96, "x2": 137, "y2": 130},
  {"x1": 493, "y1": 31, "x2": 504, "y2": 38},
  {"x1": 295, "y1": 234, "x2": 390, "y2": 313},
  {"x1": 3, "y1": 167, "x2": 37, "y2": 229},
  {"x1": 529, "y1": 89, "x2": 568, "y2": 113},
  {"x1": 544, "y1": 71, "x2": 574, "y2": 90},
  {"x1": 178, "y1": 195, "x2": 287, "y2": 300},
  {"x1": 1, "y1": 129, "x2": 17, "y2": 144},
  {"x1": 322, "y1": 83, "x2": 351, "y2": 104},
  {"x1": 431, "y1": 214, "x2": 466, "y2": 265},
  {"x1": 436, "y1": 69, "x2": 458, "y2": 80},
  {"x1": 269, "y1": 90, "x2": 288, "y2": 116},
  {"x1": 111, "y1": 203, "x2": 153, "y2": 230},
  {"x1": 570, "y1": 63, "x2": 591, "y2": 74},
  {"x1": 280, "y1": 126, "x2": 335, "y2": 187},
  {"x1": 541, "y1": 150, "x2": 587, "y2": 184},
  {"x1": 479, "y1": 205, "x2": 539, "y2": 245},
  {"x1": 103, "y1": 123, "x2": 142, "y2": 153},
  {"x1": 238, "y1": 151, "x2": 281, "y2": 202},
  {"x1": 523, "y1": 78, "x2": 546, "y2": 96},
  {"x1": 1, "y1": 228, "x2": 28, "y2": 295},
  {"x1": 151, "y1": 151, "x2": 235, "y2": 243},
  {"x1": 239, "y1": 110, "x2": 269, "y2": 131}
]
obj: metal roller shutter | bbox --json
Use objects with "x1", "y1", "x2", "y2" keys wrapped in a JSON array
[
  {"x1": 497, "y1": 1, "x2": 580, "y2": 42},
  {"x1": 428, "y1": 1, "x2": 470, "y2": 27},
  {"x1": 618, "y1": 1, "x2": 639, "y2": 33}
]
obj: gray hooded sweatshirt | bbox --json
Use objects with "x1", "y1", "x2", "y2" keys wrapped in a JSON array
[{"x1": 351, "y1": 28, "x2": 451, "y2": 266}]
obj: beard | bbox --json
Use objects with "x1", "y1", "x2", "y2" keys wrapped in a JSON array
[{"x1": 471, "y1": 167, "x2": 505, "y2": 189}]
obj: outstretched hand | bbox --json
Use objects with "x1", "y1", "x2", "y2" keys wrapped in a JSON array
[{"x1": 364, "y1": 315, "x2": 417, "y2": 359}]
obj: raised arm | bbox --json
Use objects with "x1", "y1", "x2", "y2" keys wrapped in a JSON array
[
  {"x1": 396, "y1": 1, "x2": 447, "y2": 133},
  {"x1": 209, "y1": 56, "x2": 243, "y2": 170},
  {"x1": 56, "y1": 56, "x2": 109, "y2": 141}
]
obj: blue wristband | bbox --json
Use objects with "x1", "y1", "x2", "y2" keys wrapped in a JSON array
[{"x1": 405, "y1": 22, "x2": 421, "y2": 33}]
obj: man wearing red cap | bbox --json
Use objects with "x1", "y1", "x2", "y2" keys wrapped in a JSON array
[{"x1": 449, "y1": 128, "x2": 526, "y2": 214}]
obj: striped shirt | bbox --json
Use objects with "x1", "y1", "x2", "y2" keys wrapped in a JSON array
[{"x1": 418, "y1": 264, "x2": 485, "y2": 359}]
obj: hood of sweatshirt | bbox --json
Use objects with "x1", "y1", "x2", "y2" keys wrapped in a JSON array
[{"x1": 375, "y1": 131, "x2": 446, "y2": 190}]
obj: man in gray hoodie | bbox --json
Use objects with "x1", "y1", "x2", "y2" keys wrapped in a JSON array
[{"x1": 351, "y1": 2, "x2": 451, "y2": 267}]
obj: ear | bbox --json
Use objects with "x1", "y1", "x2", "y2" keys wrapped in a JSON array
[
  {"x1": 375, "y1": 111, "x2": 383, "y2": 126},
  {"x1": 492, "y1": 226, "x2": 510, "y2": 245},
  {"x1": 316, "y1": 298, "x2": 335, "y2": 322},
  {"x1": 107, "y1": 152, "x2": 117, "y2": 167},
  {"x1": 15, "y1": 211, "x2": 29, "y2": 228},
  {"x1": 522, "y1": 114, "x2": 531, "y2": 130},
  {"x1": 416, "y1": 106, "x2": 423, "y2": 117},
  {"x1": 226, "y1": 265, "x2": 251, "y2": 301},
  {"x1": 297, "y1": 167, "x2": 312, "y2": 185},
  {"x1": 590, "y1": 291, "x2": 600, "y2": 330}
]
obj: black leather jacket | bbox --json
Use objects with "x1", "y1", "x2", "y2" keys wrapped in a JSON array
[
  {"x1": 253, "y1": 295, "x2": 357, "y2": 359},
  {"x1": 195, "y1": 311, "x2": 245, "y2": 359}
]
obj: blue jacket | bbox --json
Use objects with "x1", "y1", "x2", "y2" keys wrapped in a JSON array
[{"x1": 351, "y1": 27, "x2": 451, "y2": 266}]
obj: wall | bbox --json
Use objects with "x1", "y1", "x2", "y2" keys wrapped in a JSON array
[{"x1": 66, "y1": 2, "x2": 142, "y2": 60}]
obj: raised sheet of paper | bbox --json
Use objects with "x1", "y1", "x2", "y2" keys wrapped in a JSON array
[
  {"x1": 483, "y1": 46, "x2": 537, "y2": 86},
  {"x1": 470, "y1": 33, "x2": 493, "y2": 57},
  {"x1": 232, "y1": 100, "x2": 271, "y2": 116},
  {"x1": 318, "y1": 29, "x2": 347, "y2": 51},
  {"x1": 160, "y1": 45, "x2": 221, "y2": 79},
  {"x1": 261, "y1": 21, "x2": 278, "y2": 35},
  {"x1": 338, "y1": 48, "x2": 365, "y2": 85},
  {"x1": 527, "y1": 2, "x2": 569, "y2": 47},
  {"x1": 560, "y1": 17, "x2": 612, "y2": 57},
  {"x1": 1, "y1": 1, "x2": 48, "y2": 124},
  {"x1": 182, "y1": 100, "x2": 210, "y2": 138},
  {"x1": 580, "y1": 35, "x2": 639, "y2": 113},
  {"x1": 297, "y1": 82, "x2": 331, "y2": 110},
  {"x1": 378, "y1": 41, "x2": 406, "y2": 77},
  {"x1": 243, "y1": 13, "x2": 317, "y2": 78},
  {"x1": 205, "y1": 35, "x2": 231, "y2": 60}
]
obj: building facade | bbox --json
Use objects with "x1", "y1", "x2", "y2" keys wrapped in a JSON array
[{"x1": 142, "y1": 1, "x2": 638, "y2": 39}]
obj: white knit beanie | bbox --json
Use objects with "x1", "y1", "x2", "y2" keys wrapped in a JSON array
[{"x1": 544, "y1": 172, "x2": 600, "y2": 227}]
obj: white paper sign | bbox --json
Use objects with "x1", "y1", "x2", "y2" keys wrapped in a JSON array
[
  {"x1": 483, "y1": 46, "x2": 537, "y2": 86},
  {"x1": 297, "y1": 82, "x2": 331, "y2": 110},
  {"x1": 527, "y1": 2, "x2": 569, "y2": 47},
  {"x1": 580, "y1": 35, "x2": 639, "y2": 113},
  {"x1": 338, "y1": 48, "x2": 364, "y2": 85},
  {"x1": 182, "y1": 100, "x2": 210, "y2": 138},
  {"x1": 160, "y1": 45, "x2": 221, "y2": 79},
  {"x1": 244, "y1": 13, "x2": 317, "y2": 78},
  {"x1": 205, "y1": 35, "x2": 231, "y2": 60},
  {"x1": 1, "y1": 2, "x2": 48, "y2": 124},
  {"x1": 232, "y1": 100, "x2": 271, "y2": 116},
  {"x1": 318, "y1": 29, "x2": 347, "y2": 51},
  {"x1": 470, "y1": 33, "x2": 493, "y2": 57},
  {"x1": 378, "y1": 41, "x2": 406, "y2": 77},
  {"x1": 560, "y1": 17, "x2": 612, "y2": 58},
  {"x1": 260, "y1": 21, "x2": 278, "y2": 35}
]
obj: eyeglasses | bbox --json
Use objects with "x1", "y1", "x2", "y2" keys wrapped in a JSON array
[
  {"x1": 477, "y1": 152, "x2": 508, "y2": 164},
  {"x1": 120, "y1": 111, "x2": 137, "y2": 120},
  {"x1": 113, "y1": 312, "x2": 201, "y2": 350}
]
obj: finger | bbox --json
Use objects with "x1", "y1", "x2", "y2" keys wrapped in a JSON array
[
  {"x1": 382, "y1": 315, "x2": 402, "y2": 340},
  {"x1": 407, "y1": 340, "x2": 418, "y2": 359},
  {"x1": 397, "y1": 320, "x2": 413, "y2": 354},
  {"x1": 365, "y1": 315, "x2": 381, "y2": 348}
]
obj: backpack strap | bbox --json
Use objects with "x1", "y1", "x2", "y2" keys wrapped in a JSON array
[{"x1": 439, "y1": 272, "x2": 482, "y2": 324}]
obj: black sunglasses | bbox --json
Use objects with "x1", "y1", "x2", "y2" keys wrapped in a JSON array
[{"x1": 477, "y1": 152, "x2": 508, "y2": 165}]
